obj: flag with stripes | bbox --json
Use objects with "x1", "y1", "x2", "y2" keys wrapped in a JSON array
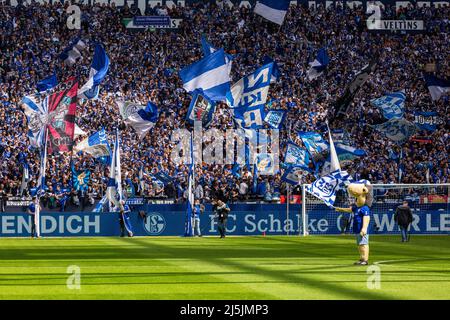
[{"x1": 180, "y1": 49, "x2": 231, "y2": 102}]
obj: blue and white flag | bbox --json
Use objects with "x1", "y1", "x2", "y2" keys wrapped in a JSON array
[
  {"x1": 227, "y1": 63, "x2": 274, "y2": 129},
  {"x1": 285, "y1": 142, "x2": 310, "y2": 170},
  {"x1": 78, "y1": 44, "x2": 110, "y2": 99},
  {"x1": 298, "y1": 131, "x2": 329, "y2": 164},
  {"x1": 200, "y1": 35, "x2": 233, "y2": 76},
  {"x1": 306, "y1": 170, "x2": 354, "y2": 208},
  {"x1": 59, "y1": 38, "x2": 87, "y2": 67},
  {"x1": 119, "y1": 101, "x2": 159, "y2": 139},
  {"x1": 414, "y1": 111, "x2": 441, "y2": 131},
  {"x1": 106, "y1": 130, "x2": 122, "y2": 209},
  {"x1": 370, "y1": 91, "x2": 406, "y2": 120},
  {"x1": 180, "y1": 49, "x2": 231, "y2": 102},
  {"x1": 21, "y1": 95, "x2": 48, "y2": 148},
  {"x1": 281, "y1": 165, "x2": 309, "y2": 185},
  {"x1": 255, "y1": 153, "x2": 275, "y2": 176},
  {"x1": 306, "y1": 48, "x2": 329, "y2": 81},
  {"x1": 37, "y1": 72, "x2": 58, "y2": 93},
  {"x1": 74, "y1": 128, "x2": 111, "y2": 159},
  {"x1": 372, "y1": 118, "x2": 417, "y2": 144},
  {"x1": 424, "y1": 74, "x2": 450, "y2": 101},
  {"x1": 264, "y1": 109, "x2": 286, "y2": 129},
  {"x1": 186, "y1": 89, "x2": 216, "y2": 128},
  {"x1": 254, "y1": 0, "x2": 290, "y2": 25}
]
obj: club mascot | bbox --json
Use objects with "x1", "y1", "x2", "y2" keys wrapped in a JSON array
[{"x1": 335, "y1": 180, "x2": 373, "y2": 265}]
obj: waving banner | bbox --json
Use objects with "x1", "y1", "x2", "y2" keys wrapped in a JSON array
[
  {"x1": 372, "y1": 118, "x2": 417, "y2": 144},
  {"x1": 46, "y1": 78, "x2": 79, "y2": 153},
  {"x1": 414, "y1": 111, "x2": 441, "y2": 132},
  {"x1": 22, "y1": 77, "x2": 78, "y2": 152}
]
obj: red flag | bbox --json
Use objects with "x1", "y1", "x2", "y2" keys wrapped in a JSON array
[{"x1": 46, "y1": 77, "x2": 78, "y2": 153}]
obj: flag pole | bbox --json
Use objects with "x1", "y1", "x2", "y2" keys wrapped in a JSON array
[
  {"x1": 286, "y1": 121, "x2": 291, "y2": 236},
  {"x1": 36, "y1": 127, "x2": 49, "y2": 238}
]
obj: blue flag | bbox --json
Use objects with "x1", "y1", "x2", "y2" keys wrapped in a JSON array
[
  {"x1": 37, "y1": 72, "x2": 58, "y2": 93},
  {"x1": 180, "y1": 49, "x2": 231, "y2": 102},
  {"x1": 228, "y1": 63, "x2": 274, "y2": 129},
  {"x1": 298, "y1": 132, "x2": 329, "y2": 164},
  {"x1": 74, "y1": 128, "x2": 111, "y2": 161},
  {"x1": 285, "y1": 142, "x2": 311, "y2": 170},
  {"x1": 306, "y1": 170, "x2": 354, "y2": 208},
  {"x1": 414, "y1": 111, "x2": 441, "y2": 131},
  {"x1": 78, "y1": 43, "x2": 110, "y2": 99},
  {"x1": 59, "y1": 38, "x2": 87, "y2": 66},
  {"x1": 119, "y1": 101, "x2": 159, "y2": 139},
  {"x1": 370, "y1": 91, "x2": 405, "y2": 120},
  {"x1": 264, "y1": 109, "x2": 286, "y2": 129},
  {"x1": 254, "y1": 0, "x2": 290, "y2": 25},
  {"x1": 424, "y1": 73, "x2": 450, "y2": 101},
  {"x1": 307, "y1": 48, "x2": 329, "y2": 81},
  {"x1": 281, "y1": 165, "x2": 310, "y2": 185},
  {"x1": 372, "y1": 118, "x2": 417, "y2": 144},
  {"x1": 72, "y1": 165, "x2": 91, "y2": 192}
]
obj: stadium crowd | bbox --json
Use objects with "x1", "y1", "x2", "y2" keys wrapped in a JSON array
[{"x1": 0, "y1": 0, "x2": 448, "y2": 210}]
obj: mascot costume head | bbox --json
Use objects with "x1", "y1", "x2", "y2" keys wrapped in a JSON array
[{"x1": 348, "y1": 180, "x2": 373, "y2": 208}]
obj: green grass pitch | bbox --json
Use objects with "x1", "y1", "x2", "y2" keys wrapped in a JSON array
[{"x1": 0, "y1": 235, "x2": 449, "y2": 299}]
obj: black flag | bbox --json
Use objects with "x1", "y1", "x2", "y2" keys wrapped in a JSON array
[{"x1": 332, "y1": 56, "x2": 379, "y2": 121}]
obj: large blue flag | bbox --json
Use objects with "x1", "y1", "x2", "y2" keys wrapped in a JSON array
[
  {"x1": 227, "y1": 63, "x2": 274, "y2": 129},
  {"x1": 119, "y1": 101, "x2": 159, "y2": 139},
  {"x1": 186, "y1": 89, "x2": 216, "y2": 128},
  {"x1": 180, "y1": 49, "x2": 231, "y2": 101},
  {"x1": 306, "y1": 48, "x2": 329, "y2": 81},
  {"x1": 254, "y1": 0, "x2": 290, "y2": 25},
  {"x1": 74, "y1": 128, "x2": 111, "y2": 160},
  {"x1": 370, "y1": 91, "x2": 405, "y2": 120}
]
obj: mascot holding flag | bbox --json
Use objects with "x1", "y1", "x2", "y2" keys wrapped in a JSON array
[{"x1": 335, "y1": 181, "x2": 373, "y2": 265}]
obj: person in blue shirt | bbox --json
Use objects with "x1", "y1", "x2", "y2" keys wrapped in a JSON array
[
  {"x1": 27, "y1": 196, "x2": 40, "y2": 238},
  {"x1": 192, "y1": 199, "x2": 205, "y2": 237},
  {"x1": 336, "y1": 182, "x2": 373, "y2": 265}
]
